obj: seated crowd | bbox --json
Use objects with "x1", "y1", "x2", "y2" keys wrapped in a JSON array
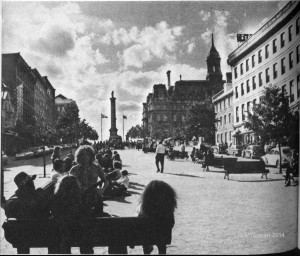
[{"x1": 1, "y1": 144, "x2": 178, "y2": 254}]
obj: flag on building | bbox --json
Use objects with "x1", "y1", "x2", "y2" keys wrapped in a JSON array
[
  {"x1": 101, "y1": 113, "x2": 108, "y2": 118},
  {"x1": 123, "y1": 115, "x2": 127, "y2": 119}
]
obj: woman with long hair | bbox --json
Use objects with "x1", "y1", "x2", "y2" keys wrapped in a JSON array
[
  {"x1": 138, "y1": 180, "x2": 177, "y2": 254},
  {"x1": 51, "y1": 175, "x2": 83, "y2": 254}
]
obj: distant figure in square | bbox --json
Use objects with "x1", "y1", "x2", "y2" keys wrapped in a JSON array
[
  {"x1": 51, "y1": 146, "x2": 61, "y2": 163},
  {"x1": 155, "y1": 141, "x2": 166, "y2": 173}
]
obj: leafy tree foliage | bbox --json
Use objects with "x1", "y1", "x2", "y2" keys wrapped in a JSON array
[
  {"x1": 127, "y1": 125, "x2": 145, "y2": 139},
  {"x1": 244, "y1": 85, "x2": 292, "y2": 146},
  {"x1": 184, "y1": 102, "x2": 216, "y2": 144}
]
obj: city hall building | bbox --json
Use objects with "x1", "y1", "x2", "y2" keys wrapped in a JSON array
[
  {"x1": 143, "y1": 35, "x2": 225, "y2": 141},
  {"x1": 227, "y1": 1, "x2": 300, "y2": 145}
]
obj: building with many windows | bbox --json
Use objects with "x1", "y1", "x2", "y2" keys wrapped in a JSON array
[
  {"x1": 212, "y1": 73, "x2": 234, "y2": 146},
  {"x1": 31, "y1": 69, "x2": 56, "y2": 140},
  {"x1": 55, "y1": 94, "x2": 77, "y2": 116},
  {"x1": 227, "y1": 1, "x2": 300, "y2": 145},
  {"x1": 2, "y1": 53, "x2": 36, "y2": 153},
  {"x1": 143, "y1": 35, "x2": 224, "y2": 141}
]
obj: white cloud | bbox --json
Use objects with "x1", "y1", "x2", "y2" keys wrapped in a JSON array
[
  {"x1": 199, "y1": 10, "x2": 211, "y2": 21},
  {"x1": 187, "y1": 42, "x2": 195, "y2": 54},
  {"x1": 201, "y1": 28, "x2": 212, "y2": 45},
  {"x1": 117, "y1": 21, "x2": 184, "y2": 69}
]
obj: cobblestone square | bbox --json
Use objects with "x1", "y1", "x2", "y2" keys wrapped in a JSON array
[{"x1": 1, "y1": 148, "x2": 298, "y2": 254}]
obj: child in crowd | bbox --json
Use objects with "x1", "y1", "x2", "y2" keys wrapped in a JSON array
[
  {"x1": 51, "y1": 159, "x2": 64, "y2": 184},
  {"x1": 51, "y1": 146, "x2": 61, "y2": 163}
]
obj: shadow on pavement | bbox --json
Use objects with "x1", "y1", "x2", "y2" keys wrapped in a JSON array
[
  {"x1": 127, "y1": 190, "x2": 141, "y2": 195},
  {"x1": 163, "y1": 172, "x2": 204, "y2": 178},
  {"x1": 129, "y1": 184, "x2": 143, "y2": 191},
  {"x1": 130, "y1": 182, "x2": 145, "y2": 187},
  {"x1": 205, "y1": 170, "x2": 225, "y2": 174}
]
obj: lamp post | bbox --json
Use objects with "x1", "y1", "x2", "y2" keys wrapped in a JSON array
[{"x1": 1, "y1": 84, "x2": 9, "y2": 202}]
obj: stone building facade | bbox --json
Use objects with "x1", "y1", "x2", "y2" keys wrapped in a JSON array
[
  {"x1": 2, "y1": 53, "x2": 36, "y2": 153},
  {"x1": 227, "y1": 1, "x2": 300, "y2": 145},
  {"x1": 212, "y1": 73, "x2": 234, "y2": 147},
  {"x1": 143, "y1": 35, "x2": 224, "y2": 141}
]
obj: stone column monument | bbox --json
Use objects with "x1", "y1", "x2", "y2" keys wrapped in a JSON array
[{"x1": 109, "y1": 91, "x2": 121, "y2": 143}]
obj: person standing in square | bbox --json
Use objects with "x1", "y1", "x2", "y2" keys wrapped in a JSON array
[{"x1": 155, "y1": 141, "x2": 166, "y2": 173}]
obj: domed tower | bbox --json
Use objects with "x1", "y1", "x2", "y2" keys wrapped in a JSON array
[{"x1": 206, "y1": 34, "x2": 223, "y2": 84}]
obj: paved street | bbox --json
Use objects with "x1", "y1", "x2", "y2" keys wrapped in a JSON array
[{"x1": 1, "y1": 148, "x2": 298, "y2": 255}]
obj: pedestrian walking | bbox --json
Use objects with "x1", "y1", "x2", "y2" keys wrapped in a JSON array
[{"x1": 155, "y1": 141, "x2": 166, "y2": 173}]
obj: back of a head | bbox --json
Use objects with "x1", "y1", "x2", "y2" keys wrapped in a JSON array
[
  {"x1": 54, "y1": 175, "x2": 81, "y2": 198},
  {"x1": 53, "y1": 159, "x2": 64, "y2": 171},
  {"x1": 114, "y1": 161, "x2": 122, "y2": 169},
  {"x1": 141, "y1": 180, "x2": 177, "y2": 217},
  {"x1": 64, "y1": 157, "x2": 73, "y2": 172}
]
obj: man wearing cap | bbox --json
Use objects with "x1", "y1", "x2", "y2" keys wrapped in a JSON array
[{"x1": 3, "y1": 172, "x2": 50, "y2": 219}]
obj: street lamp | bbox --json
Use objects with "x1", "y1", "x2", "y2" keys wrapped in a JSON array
[{"x1": 1, "y1": 83, "x2": 9, "y2": 203}]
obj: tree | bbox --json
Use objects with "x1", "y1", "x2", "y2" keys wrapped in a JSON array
[
  {"x1": 184, "y1": 103, "x2": 216, "y2": 144},
  {"x1": 244, "y1": 84, "x2": 292, "y2": 173},
  {"x1": 151, "y1": 122, "x2": 170, "y2": 141},
  {"x1": 56, "y1": 102, "x2": 81, "y2": 143},
  {"x1": 127, "y1": 125, "x2": 145, "y2": 139}
]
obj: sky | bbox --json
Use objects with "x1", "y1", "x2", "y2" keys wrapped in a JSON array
[{"x1": 2, "y1": 0, "x2": 286, "y2": 140}]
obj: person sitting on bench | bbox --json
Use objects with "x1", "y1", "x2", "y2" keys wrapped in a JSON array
[
  {"x1": 51, "y1": 159, "x2": 64, "y2": 184},
  {"x1": 137, "y1": 180, "x2": 177, "y2": 254},
  {"x1": 51, "y1": 175, "x2": 84, "y2": 254},
  {"x1": 2, "y1": 172, "x2": 50, "y2": 219},
  {"x1": 110, "y1": 170, "x2": 129, "y2": 197}
]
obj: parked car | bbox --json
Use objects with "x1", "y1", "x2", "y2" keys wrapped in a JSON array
[
  {"x1": 226, "y1": 145, "x2": 243, "y2": 156},
  {"x1": 2, "y1": 151, "x2": 8, "y2": 165},
  {"x1": 260, "y1": 146, "x2": 292, "y2": 168},
  {"x1": 243, "y1": 145, "x2": 264, "y2": 159}
]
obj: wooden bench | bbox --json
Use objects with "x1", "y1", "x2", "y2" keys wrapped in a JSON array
[
  {"x1": 2, "y1": 216, "x2": 172, "y2": 254},
  {"x1": 224, "y1": 160, "x2": 269, "y2": 180}
]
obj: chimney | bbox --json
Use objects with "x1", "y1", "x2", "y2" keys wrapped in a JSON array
[{"x1": 166, "y1": 70, "x2": 171, "y2": 87}]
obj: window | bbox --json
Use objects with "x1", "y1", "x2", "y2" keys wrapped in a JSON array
[
  {"x1": 265, "y1": 44, "x2": 269, "y2": 59},
  {"x1": 282, "y1": 84, "x2": 286, "y2": 95},
  {"x1": 253, "y1": 99, "x2": 257, "y2": 105},
  {"x1": 228, "y1": 97, "x2": 231, "y2": 107},
  {"x1": 241, "y1": 83, "x2": 244, "y2": 96},
  {"x1": 273, "y1": 63, "x2": 277, "y2": 79},
  {"x1": 225, "y1": 132, "x2": 227, "y2": 142},
  {"x1": 259, "y1": 72, "x2": 263, "y2": 86},
  {"x1": 258, "y1": 50, "x2": 262, "y2": 63},
  {"x1": 242, "y1": 104, "x2": 245, "y2": 121},
  {"x1": 297, "y1": 45, "x2": 300, "y2": 63},
  {"x1": 247, "y1": 102, "x2": 250, "y2": 114},
  {"x1": 281, "y1": 57, "x2": 286, "y2": 74},
  {"x1": 246, "y1": 80, "x2": 250, "y2": 93},
  {"x1": 297, "y1": 18, "x2": 300, "y2": 35},
  {"x1": 273, "y1": 38, "x2": 277, "y2": 53},
  {"x1": 229, "y1": 131, "x2": 232, "y2": 142},
  {"x1": 217, "y1": 134, "x2": 219, "y2": 143},
  {"x1": 290, "y1": 80, "x2": 294, "y2": 103},
  {"x1": 252, "y1": 55, "x2": 255, "y2": 67},
  {"x1": 235, "y1": 86, "x2": 238, "y2": 98},
  {"x1": 229, "y1": 113, "x2": 231, "y2": 123},
  {"x1": 220, "y1": 116, "x2": 222, "y2": 126},
  {"x1": 288, "y1": 25, "x2": 292, "y2": 42},
  {"x1": 252, "y1": 76, "x2": 256, "y2": 90},
  {"x1": 157, "y1": 114, "x2": 161, "y2": 121},
  {"x1": 240, "y1": 63, "x2": 244, "y2": 75},
  {"x1": 246, "y1": 59, "x2": 249, "y2": 71},
  {"x1": 234, "y1": 67, "x2": 238, "y2": 79},
  {"x1": 266, "y1": 68, "x2": 270, "y2": 83},
  {"x1": 289, "y1": 52, "x2": 293, "y2": 69},
  {"x1": 221, "y1": 134, "x2": 223, "y2": 142},
  {"x1": 281, "y1": 32, "x2": 285, "y2": 48},
  {"x1": 297, "y1": 75, "x2": 300, "y2": 99},
  {"x1": 236, "y1": 106, "x2": 239, "y2": 123},
  {"x1": 224, "y1": 115, "x2": 226, "y2": 125},
  {"x1": 173, "y1": 114, "x2": 177, "y2": 121}
]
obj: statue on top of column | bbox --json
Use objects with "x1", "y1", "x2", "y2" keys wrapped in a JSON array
[{"x1": 111, "y1": 91, "x2": 114, "y2": 98}]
